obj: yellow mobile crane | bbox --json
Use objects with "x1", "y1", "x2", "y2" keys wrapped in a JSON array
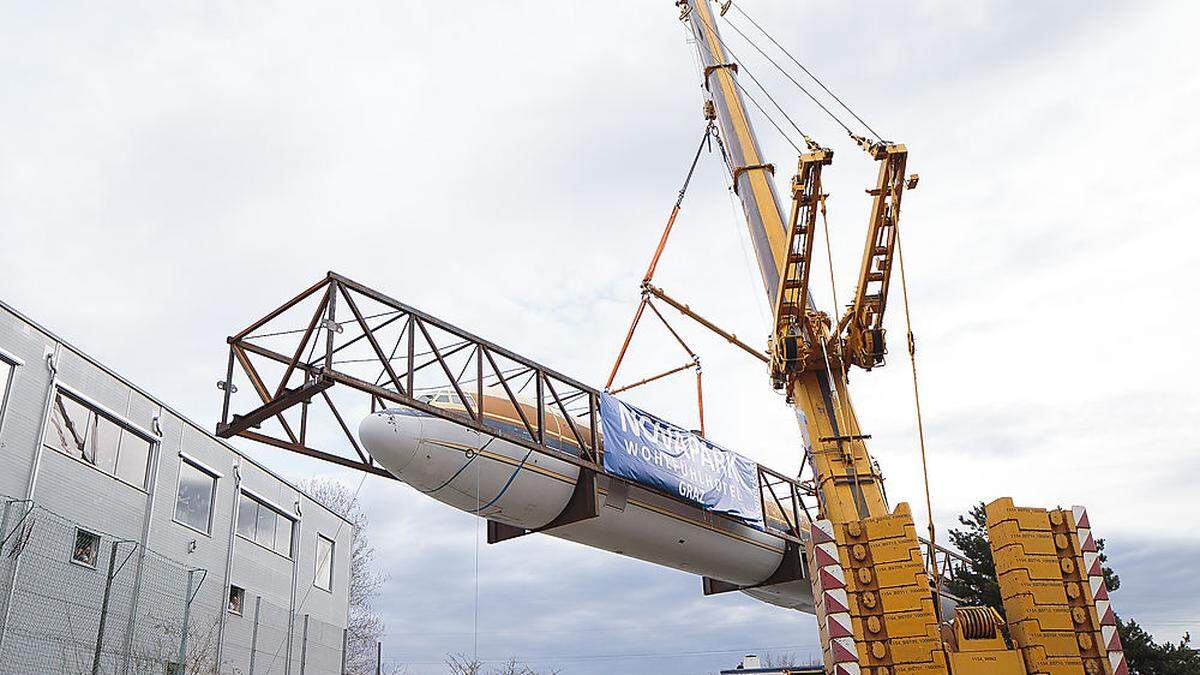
[
  {"x1": 209, "y1": 4, "x2": 1131, "y2": 672},
  {"x1": 678, "y1": 2, "x2": 1128, "y2": 673}
]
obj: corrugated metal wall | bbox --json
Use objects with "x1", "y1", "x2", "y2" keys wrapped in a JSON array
[{"x1": 0, "y1": 303, "x2": 353, "y2": 674}]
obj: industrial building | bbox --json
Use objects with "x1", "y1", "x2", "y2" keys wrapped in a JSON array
[{"x1": 0, "y1": 299, "x2": 351, "y2": 674}]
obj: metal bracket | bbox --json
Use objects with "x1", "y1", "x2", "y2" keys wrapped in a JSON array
[
  {"x1": 216, "y1": 377, "x2": 334, "y2": 438},
  {"x1": 603, "y1": 479, "x2": 629, "y2": 512},
  {"x1": 819, "y1": 434, "x2": 872, "y2": 443},
  {"x1": 702, "y1": 540, "x2": 806, "y2": 595},
  {"x1": 730, "y1": 162, "x2": 774, "y2": 194},
  {"x1": 216, "y1": 380, "x2": 238, "y2": 394},
  {"x1": 702, "y1": 62, "x2": 739, "y2": 90},
  {"x1": 487, "y1": 469, "x2": 599, "y2": 544}
]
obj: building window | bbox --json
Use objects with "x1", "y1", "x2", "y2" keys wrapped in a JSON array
[
  {"x1": 236, "y1": 493, "x2": 294, "y2": 558},
  {"x1": 314, "y1": 535, "x2": 334, "y2": 591},
  {"x1": 0, "y1": 360, "x2": 13, "y2": 421},
  {"x1": 72, "y1": 528, "x2": 100, "y2": 568},
  {"x1": 174, "y1": 459, "x2": 217, "y2": 534},
  {"x1": 228, "y1": 585, "x2": 245, "y2": 615},
  {"x1": 44, "y1": 390, "x2": 152, "y2": 489},
  {"x1": 275, "y1": 512, "x2": 293, "y2": 558}
]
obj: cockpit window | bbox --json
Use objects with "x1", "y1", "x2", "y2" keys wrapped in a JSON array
[{"x1": 420, "y1": 391, "x2": 475, "y2": 408}]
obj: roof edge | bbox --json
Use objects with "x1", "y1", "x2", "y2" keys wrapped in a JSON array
[{"x1": 0, "y1": 298, "x2": 356, "y2": 526}]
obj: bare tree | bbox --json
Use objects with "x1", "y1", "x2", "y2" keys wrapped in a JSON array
[
  {"x1": 759, "y1": 651, "x2": 797, "y2": 668},
  {"x1": 492, "y1": 656, "x2": 562, "y2": 675},
  {"x1": 132, "y1": 614, "x2": 235, "y2": 674},
  {"x1": 444, "y1": 652, "x2": 483, "y2": 675},
  {"x1": 300, "y1": 478, "x2": 385, "y2": 675},
  {"x1": 443, "y1": 653, "x2": 561, "y2": 675}
]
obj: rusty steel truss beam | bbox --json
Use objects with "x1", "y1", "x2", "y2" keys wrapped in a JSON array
[{"x1": 216, "y1": 272, "x2": 814, "y2": 545}]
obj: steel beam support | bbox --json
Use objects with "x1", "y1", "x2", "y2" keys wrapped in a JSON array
[
  {"x1": 217, "y1": 377, "x2": 334, "y2": 438},
  {"x1": 218, "y1": 274, "x2": 815, "y2": 553}
]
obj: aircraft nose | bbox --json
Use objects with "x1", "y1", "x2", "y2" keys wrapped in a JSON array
[{"x1": 358, "y1": 410, "x2": 423, "y2": 475}]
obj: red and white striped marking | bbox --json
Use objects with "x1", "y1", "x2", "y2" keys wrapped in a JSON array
[
  {"x1": 810, "y1": 519, "x2": 861, "y2": 675},
  {"x1": 1072, "y1": 506, "x2": 1128, "y2": 675}
]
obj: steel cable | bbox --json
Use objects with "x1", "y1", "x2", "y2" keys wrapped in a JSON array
[
  {"x1": 688, "y1": 7, "x2": 808, "y2": 151},
  {"x1": 895, "y1": 228, "x2": 941, "y2": 613},
  {"x1": 726, "y1": 2, "x2": 885, "y2": 141}
]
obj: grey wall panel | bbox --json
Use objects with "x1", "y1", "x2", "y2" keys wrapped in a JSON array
[
  {"x1": 31, "y1": 450, "x2": 148, "y2": 543},
  {"x1": 232, "y1": 540, "x2": 295, "y2": 608},
  {"x1": 55, "y1": 348, "x2": 132, "y2": 422},
  {"x1": 149, "y1": 422, "x2": 236, "y2": 559},
  {"x1": 125, "y1": 388, "x2": 159, "y2": 434},
  {"x1": 0, "y1": 301, "x2": 352, "y2": 672},
  {"x1": 292, "y1": 504, "x2": 353, "y2": 627},
  {"x1": 0, "y1": 307, "x2": 55, "y2": 498},
  {"x1": 239, "y1": 460, "x2": 298, "y2": 515}
]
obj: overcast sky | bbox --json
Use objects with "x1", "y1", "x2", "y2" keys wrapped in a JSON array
[{"x1": 2, "y1": 1, "x2": 1198, "y2": 673}]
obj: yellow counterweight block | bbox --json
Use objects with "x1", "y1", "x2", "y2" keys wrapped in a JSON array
[
  {"x1": 987, "y1": 498, "x2": 1123, "y2": 675},
  {"x1": 838, "y1": 503, "x2": 949, "y2": 675}
]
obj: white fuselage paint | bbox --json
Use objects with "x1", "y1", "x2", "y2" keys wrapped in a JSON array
[{"x1": 358, "y1": 405, "x2": 813, "y2": 613}]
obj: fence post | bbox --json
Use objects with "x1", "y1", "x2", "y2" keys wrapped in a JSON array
[
  {"x1": 91, "y1": 540, "x2": 120, "y2": 675},
  {"x1": 248, "y1": 595, "x2": 261, "y2": 675},
  {"x1": 299, "y1": 614, "x2": 310, "y2": 675},
  {"x1": 0, "y1": 499, "x2": 12, "y2": 657},
  {"x1": 177, "y1": 569, "x2": 195, "y2": 670},
  {"x1": 340, "y1": 628, "x2": 348, "y2": 674},
  {"x1": 119, "y1": 544, "x2": 147, "y2": 675},
  {"x1": 376, "y1": 640, "x2": 382, "y2": 675}
]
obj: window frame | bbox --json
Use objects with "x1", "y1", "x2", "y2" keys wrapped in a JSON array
[
  {"x1": 234, "y1": 490, "x2": 296, "y2": 559},
  {"x1": 0, "y1": 349, "x2": 19, "y2": 439},
  {"x1": 43, "y1": 385, "x2": 158, "y2": 491},
  {"x1": 70, "y1": 527, "x2": 100, "y2": 570},
  {"x1": 227, "y1": 585, "x2": 246, "y2": 616},
  {"x1": 274, "y1": 512, "x2": 294, "y2": 559},
  {"x1": 172, "y1": 455, "x2": 220, "y2": 536},
  {"x1": 314, "y1": 534, "x2": 335, "y2": 592}
]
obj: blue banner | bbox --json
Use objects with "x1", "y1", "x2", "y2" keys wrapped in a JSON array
[{"x1": 600, "y1": 393, "x2": 763, "y2": 529}]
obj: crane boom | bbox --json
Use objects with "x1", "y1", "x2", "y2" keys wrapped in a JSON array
[
  {"x1": 682, "y1": 0, "x2": 886, "y2": 524},
  {"x1": 680, "y1": 0, "x2": 788, "y2": 299}
]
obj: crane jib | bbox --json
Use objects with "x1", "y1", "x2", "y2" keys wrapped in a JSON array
[{"x1": 684, "y1": 0, "x2": 788, "y2": 303}]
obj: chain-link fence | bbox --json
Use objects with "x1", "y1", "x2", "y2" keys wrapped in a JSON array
[
  {"x1": 0, "y1": 496, "x2": 353, "y2": 675},
  {"x1": 221, "y1": 594, "x2": 353, "y2": 675}
]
